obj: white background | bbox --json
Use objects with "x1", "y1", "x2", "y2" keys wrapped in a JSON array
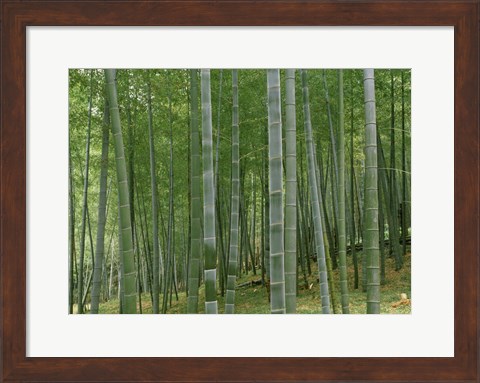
[{"x1": 27, "y1": 27, "x2": 454, "y2": 357}]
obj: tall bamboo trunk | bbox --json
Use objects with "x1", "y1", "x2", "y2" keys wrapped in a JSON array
[
  {"x1": 323, "y1": 70, "x2": 339, "y2": 267},
  {"x1": 187, "y1": 70, "x2": 202, "y2": 313},
  {"x1": 126, "y1": 75, "x2": 139, "y2": 311},
  {"x1": 377, "y1": 130, "x2": 401, "y2": 278},
  {"x1": 68, "y1": 151, "x2": 75, "y2": 314},
  {"x1": 350, "y1": 70, "x2": 359, "y2": 290},
  {"x1": 260, "y1": 154, "x2": 266, "y2": 286},
  {"x1": 314, "y1": 144, "x2": 336, "y2": 313},
  {"x1": 301, "y1": 69, "x2": 331, "y2": 314},
  {"x1": 225, "y1": 70, "x2": 240, "y2": 313},
  {"x1": 162, "y1": 77, "x2": 175, "y2": 314},
  {"x1": 250, "y1": 174, "x2": 257, "y2": 274},
  {"x1": 337, "y1": 69, "x2": 350, "y2": 313},
  {"x1": 401, "y1": 71, "x2": 408, "y2": 256},
  {"x1": 104, "y1": 69, "x2": 137, "y2": 314},
  {"x1": 267, "y1": 69, "x2": 286, "y2": 314},
  {"x1": 389, "y1": 71, "x2": 403, "y2": 269},
  {"x1": 263, "y1": 125, "x2": 270, "y2": 286},
  {"x1": 147, "y1": 77, "x2": 161, "y2": 314},
  {"x1": 284, "y1": 69, "x2": 297, "y2": 313},
  {"x1": 82, "y1": 206, "x2": 95, "y2": 308},
  {"x1": 214, "y1": 71, "x2": 227, "y2": 295},
  {"x1": 201, "y1": 69, "x2": 218, "y2": 314},
  {"x1": 91, "y1": 99, "x2": 110, "y2": 313},
  {"x1": 77, "y1": 70, "x2": 93, "y2": 314},
  {"x1": 378, "y1": 176, "x2": 386, "y2": 285},
  {"x1": 363, "y1": 69, "x2": 381, "y2": 314}
]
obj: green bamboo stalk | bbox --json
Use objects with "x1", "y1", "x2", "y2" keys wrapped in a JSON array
[
  {"x1": 389, "y1": 71, "x2": 403, "y2": 270},
  {"x1": 77, "y1": 70, "x2": 93, "y2": 314},
  {"x1": 187, "y1": 69, "x2": 202, "y2": 313},
  {"x1": 126, "y1": 75, "x2": 140, "y2": 313},
  {"x1": 316, "y1": 140, "x2": 336, "y2": 259},
  {"x1": 117, "y1": 209, "x2": 124, "y2": 313},
  {"x1": 267, "y1": 69, "x2": 286, "y2": 314},
  {"x1": 349, "y1": 70, "x2": 359, "y2": 290},
  {"x1": 84, "y1": 204, "x2": 95, "y2": 307},
  {"x1": 337, "y1": 69, "x2": 350, "y2": 313},
  {"x1": 147, "y1": 76, "x2": 161, "y2": 314},
  {"x1": 298, "y1": 140, "x2": 311, "y2": 277},
  {"x1": 260, "y1": 154, "x2": 266, "y2": 286},
  {"x1": 378, "y1": 175, "x2": 386, "y2": 285},
  {"x1": 377, "y1": 131, "x2": 399, "y2": 285},
  {"x1": 250, "y1": 174, "x2": 257, "y2": 275},
  {"x1": 362, "y1": 164, "x2": 368, "y2": 293},
  {"x1": 363, "y1": 69, "x2": 381, "y2": 314},
  {"x1": 162, "y1": 76, "x2": 175, "y2": 314},
  {"x1": 322, "y1": 70, "x2": 340, "y2": 266},
  {"x1": 215, "y1": 71, "x2": 227, "y2": 296},
  {"x1": 239, "y1": 180, "x2": 248, "y2": 275},
  {"x1": 309, "y1": 145, "x2": 337, "y2": 314},
  {"x1": 296, "y1": 195, "x2": 308, "y2": 289},
  {"x1": 201, "y1": 69, "x2": 218, "y2": 314},
  {"x1": 284, "y1": 69, "x2": 297, "y2": 313},
  {"x1": 225, "y1": 70, "x2": 240, "y2": 314},
  {"x1": 316, "y1": 147, "x2": 336, "y2": 287},
  {"x1": 301, "y1": 69, "x2": 331, "y2": 314},
  {"x1": 68, "y1": 151, "x2": 75, "y2": 314},
  {"x1": 263, "y1": 126, "x2": 270, "y2": 283},
  {"x1": 104, "y1": 69, "x2": 137, "y2": 314},
  {"x1": 137, "y1": 179, "x2": 154, "y2": 304},
  {"x1": 91, "y1": 99, "x2": 110, "y2": 314},
  {"x1": 313, "y1": 143, "x2": 337, "y2": 313},
  {"x1": 401, "y1": 70, "x2": 408, "y2": 256}
]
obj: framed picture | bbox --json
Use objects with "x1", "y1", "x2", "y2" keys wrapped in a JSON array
[{"x1": 1, "y1": 1, "x2": 478, "y2": 381}]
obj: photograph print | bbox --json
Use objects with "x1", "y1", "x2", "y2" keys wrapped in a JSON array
[{"x1": 68, "y1": 68, "x2": 411, "y2": 314}]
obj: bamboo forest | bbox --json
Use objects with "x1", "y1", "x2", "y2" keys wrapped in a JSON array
[{"x1": 68, "y1": 68, "x2": 411, "y2": 315}]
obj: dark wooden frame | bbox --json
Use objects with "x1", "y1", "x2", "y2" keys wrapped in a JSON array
[{"x1": 1, "y1": 1, "x2": 478, "y2": 382}]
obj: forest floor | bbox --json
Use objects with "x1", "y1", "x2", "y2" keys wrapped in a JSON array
[{"x1": 97, "y1": 250, "x2": 411, "y2": 314}]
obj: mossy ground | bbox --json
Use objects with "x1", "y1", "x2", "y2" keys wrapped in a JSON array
[
  {"x1": 88, "y1": 253, "x2": 411, "y2": 314},
  {"x1": 94, "y1": 250, "x2": 411, "y2": 314}
]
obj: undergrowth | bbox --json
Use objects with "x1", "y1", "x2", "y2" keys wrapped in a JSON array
[{"x1": 95, "y1": 250, "x2": 411, "y2": 315}]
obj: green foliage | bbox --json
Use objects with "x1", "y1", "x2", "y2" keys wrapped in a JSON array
[{"x1": 69, "y1": 68, "x2": 411, "y2": 315}]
